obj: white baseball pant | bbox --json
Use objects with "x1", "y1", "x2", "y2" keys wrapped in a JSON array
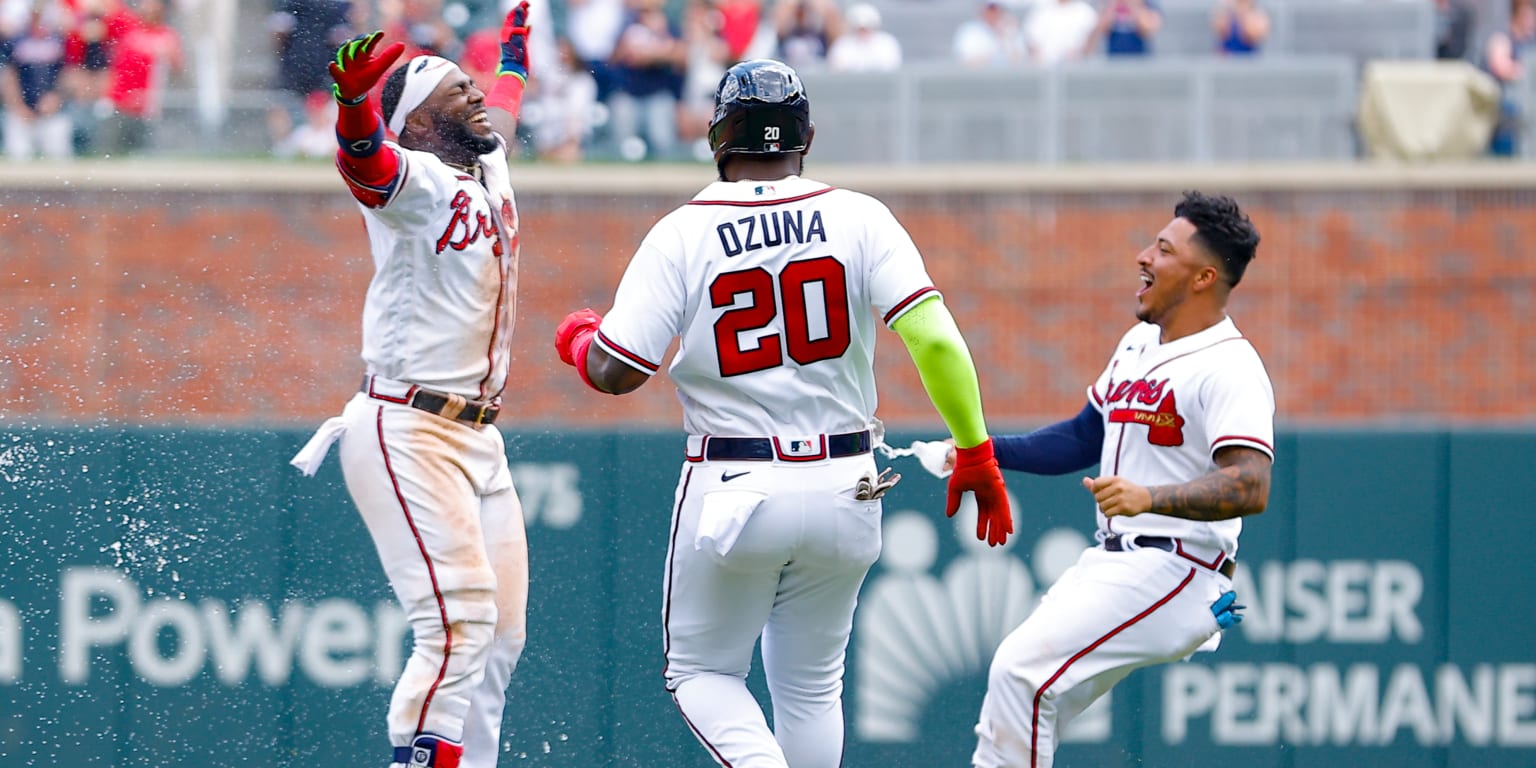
[
  {"x1": 337, "y1": 393, "x2": 528, "y2": 768},
  {"x1": 664, "y1": 453, "x2": 884, "y2": 768},
  {"x1": 972, "y1": 546, "x2": 1227, "y2": 768}
]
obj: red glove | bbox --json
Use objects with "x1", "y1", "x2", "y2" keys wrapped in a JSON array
[
  {"x1": 487, "y1": 2, "x2": 532, "y2": 115},
  {"x1": 946, "y1": 438, "x2": 1013, "y2": 547},
  {"x1": 498, "y1": 1, "x2": 532, "y2": 80},
  {"x1": 328, "y1": 31, "x2": 405, "y2": 106},
  {"x1": 555, "y1": 308, "x2": 602, "y2": 367}
]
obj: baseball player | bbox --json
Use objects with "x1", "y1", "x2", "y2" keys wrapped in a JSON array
[
  {"x1": 552, "y1": 59, "x2": 1013, "y2": 768},
  {"x1": 287, "y1": 7, "x2": 534, "y2": 768},
  {"x1": 954, "y1": 191, "x2": 1271, "y2": 767}
]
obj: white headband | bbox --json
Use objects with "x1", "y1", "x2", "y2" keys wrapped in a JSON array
[{"x1": 388, "y1": 55, "x2": 456, "y2": 137}]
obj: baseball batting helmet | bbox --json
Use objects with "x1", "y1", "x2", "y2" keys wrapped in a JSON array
[{"x1": 707, "y1": 59, "x2": 811, "y2": 166}]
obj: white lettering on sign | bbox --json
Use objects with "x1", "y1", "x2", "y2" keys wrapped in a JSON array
[
  {"x1": 0, "y1": 599, "x2": 19, "y2": 682},
  {"x1": 1164, "y1": 662, "x2": 1536, "y2": 747},
  {"x1": 57, "y1": 566, "x2": 406, "y2": 688},
  {"x1": 509, "y1": 463, "x2": 582, "y2": 529},
  {"x1": 1232, "y1": 559, "x2": 1423, "y2": 644}
]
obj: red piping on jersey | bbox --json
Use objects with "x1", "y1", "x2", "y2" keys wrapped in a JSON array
[
  {"x1": 883, "y1": 287, "x2": 939, "y2": 325},
  {"x1": 661, "y1": 467, "x2": 695, "y2": 676},
  {"x1": 479, "y1": 204, "x2": 511, "y2": 400},
  {"x1": 686, "y1": 187, "x2": 835, "y2": 207},
  {"x1": 673, "y1": 694, "x2": 733, "y2": 766},
  {"x1": 1028, "y1": 568, "x2": 1197, "y2": 766},
  {"x1": 597, "y1": 330, "x2": 661, "y2": 373},
  {"x1": 376, "y1": 407, "x2": 454, "y2": 736},
  {"x1": 1211, "y1": 434, "x2": 1273, "y2": 454}
]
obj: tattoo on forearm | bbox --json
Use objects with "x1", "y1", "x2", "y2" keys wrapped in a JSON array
[{"x1": 1147, "y1": 449, "x2": 1271, "y2": 521}]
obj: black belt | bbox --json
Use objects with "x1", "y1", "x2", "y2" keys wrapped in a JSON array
[
  {"x1": 361, "y1": 377, "x2": 500, "y2": 425},
  {"x1": 705, "y1": 430, "x2": 872, "y2": 462},
  {"x1": 1104, "y1": 534, "x2": 1236, "y2": 579}
]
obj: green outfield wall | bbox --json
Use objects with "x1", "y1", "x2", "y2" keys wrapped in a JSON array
[{"x1": 0, "y1": 427, "x2": 1532, "y2": 767}]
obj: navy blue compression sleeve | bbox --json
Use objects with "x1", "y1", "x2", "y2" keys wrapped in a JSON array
[{"x1": 993, "y1": 402, "x2": 1103, "y2": 475}]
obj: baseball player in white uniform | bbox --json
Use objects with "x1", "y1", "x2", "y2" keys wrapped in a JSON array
[
  {"x1": 289, "y1": 9, "x2": 535, "y2": 768},
  {"x1": 955, "y1": 191, "x2": 1272, "y2": 767},
  {"x1": 552, "y1": 59, "x2": 1013, "y2": 768}
]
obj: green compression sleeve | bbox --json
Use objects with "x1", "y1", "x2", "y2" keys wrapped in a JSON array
[{"x1": 892, "y1": 296, "x2": 989, "y2": 449}]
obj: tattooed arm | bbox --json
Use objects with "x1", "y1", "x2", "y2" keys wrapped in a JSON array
[{"x1": 1082, "y1": 446, "x2": 1271, "y2": 521}]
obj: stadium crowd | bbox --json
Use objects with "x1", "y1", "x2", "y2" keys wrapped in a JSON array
[{"x1": 0, "y1": 0, "x2": 1529, "y2": 162}]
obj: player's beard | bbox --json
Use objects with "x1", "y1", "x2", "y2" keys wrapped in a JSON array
[{"x1": 445, "y1": 118, "x2": 500, "y2": 157}]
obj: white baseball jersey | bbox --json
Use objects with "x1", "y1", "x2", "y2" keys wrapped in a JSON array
[
  {"x1": 596, "y1": 176, "x2": 939, "y2": 437},
  {"x1": 1087, "y1": 316, "x2": 1275, "y2": 556},
  {"x1": 355, "y1": 140, "x2": 520, "y2": 400}
]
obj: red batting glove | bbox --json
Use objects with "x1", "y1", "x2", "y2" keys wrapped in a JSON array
[
  {"x1": 946, "y1": 438, "x2": 1013, "y2": 547},
  {"x1": 555, "y1": 308, "x2": 602, "y2": 367},
  {"x1": 328, "y1": 31, "x2": 405, "y2": 105},
  {"x1": 498, "y1": 1, "x2": 532, "y2": 80}
]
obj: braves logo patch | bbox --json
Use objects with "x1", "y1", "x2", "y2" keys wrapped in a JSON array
[{"x1": 1109, "y1": 390, "x2": 1185, "y2": 446}]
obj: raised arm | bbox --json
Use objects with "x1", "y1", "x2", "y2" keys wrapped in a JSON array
[
  {"x1": 484, "y1": 1, "x2": 532, "y2": 140},
  {"x1": 328, "y1": 31, "x2": 406, "y2": 207}
]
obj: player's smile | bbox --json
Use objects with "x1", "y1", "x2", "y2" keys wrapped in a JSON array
[{"x1": 469, "y1": 109, "x2": 492, "y2": 133}]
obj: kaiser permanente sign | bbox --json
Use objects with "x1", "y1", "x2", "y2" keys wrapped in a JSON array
[{"x1": 0, "y1": 428, "x2": 1531, "y2": 767}]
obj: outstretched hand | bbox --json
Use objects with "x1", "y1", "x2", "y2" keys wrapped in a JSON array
[
  {"x1": 329, "y1": 31, "x2": 405, "y2": 105},
  {"x1": 946, "y1": 438, "x2": 1013, "y2": 546},
  {"x1": 498, "y1": 1, "x2": 532, "y2": 80}
]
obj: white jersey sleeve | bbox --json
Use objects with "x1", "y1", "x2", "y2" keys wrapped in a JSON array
[
  {"x1": 862, "y1": 197, "x2": 940, "y2": 326},
  {"x1": 1197, "y1": 343, "x2": 1275, "y2": 460},
  {"x1": 596, "y1": 219, "x2": 689, "y2": 374}
]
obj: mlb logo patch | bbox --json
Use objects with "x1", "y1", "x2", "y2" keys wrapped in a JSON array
[
  {"x1": 776, "y1": 436, "x2": 826, "y2": 460},
  {"x1": 755, "y1": 185, "x2": 775, "y2": 195}
]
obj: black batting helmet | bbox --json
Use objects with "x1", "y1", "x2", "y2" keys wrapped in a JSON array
[{"x1": 707, "y1": 59, "x2": 811, "y2": 166}]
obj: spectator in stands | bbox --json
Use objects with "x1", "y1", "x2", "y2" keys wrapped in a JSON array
[
  {"x1": 1435, "y1": 0, "x2": 1476, "y2": 60},
  {"x1": 953, "y1": 0, "x2": 1025, "y2": 69},
  {"x1": 567, "y1": 0, "x2": 627, "y2": 102},
  {"x1": 60, "y1": 0, "x2": 118, "y2": 154},
  {"x1": 388, "y1": 0, "x2": 463, "y2": 61},
  {"x1": 827, "y1": 2, "x2": 902, "y2": 72},
  {"x1": 1, "y1": 0, "x2": 74, "y2": 160},
  {"x1": 773, "y1": 0, "x2": 841, "y2": 71},
  {"x1": 718, "y1": 0, "x2": 776, "y2": 62},
  {"x1": 97, "y1": 0, "x2": 181, "y2": 154},
  {"x1": 1483, "y1": 0, "x2": 1536, "y2": 155},
  {"x1": 1211, "y1": 0, "x2": 1268, "y2": 55},
  {"x1": 269, "y1": 0, "x2": 354, "y2": 112},
  {"x1": 1089, "y1": 0, "x2": 1162, "y2": 57},
  {"x1": 678, "y1": 0, "x2": 730, "y2": 156},
  {"x1": 1025, "y1": 0, "x2": 1099, "y2": 64},
  {"x1": 523, "y1": 36, "x2": 600, "y2": 162},
  {"x1": 269, "y1": 88, "x2": 336, "y2": 159},
  {"x1": 608, "y1": 0, "x2": 687, "y2": 160}
]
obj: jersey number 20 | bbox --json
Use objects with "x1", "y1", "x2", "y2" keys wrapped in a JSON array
[{"x1": 711, "y1": 257, "x2": 851, "y2": 377}]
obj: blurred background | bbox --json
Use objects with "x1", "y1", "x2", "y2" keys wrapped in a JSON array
[{"x1": 1, "y1": 0, "x2": 1535, "y2": 767}]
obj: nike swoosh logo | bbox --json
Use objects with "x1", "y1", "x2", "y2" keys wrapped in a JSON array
[{"x1": 721, "y1": 470, "x2": 750, "y2": 482}]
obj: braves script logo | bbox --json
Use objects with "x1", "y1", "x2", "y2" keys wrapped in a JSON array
[
  {"x1": 1105, "y1": 377, "x2": 1185, "y2": 446},
  {"x1": 436, "y1": 189, "x2": 500, "y2": 255}
]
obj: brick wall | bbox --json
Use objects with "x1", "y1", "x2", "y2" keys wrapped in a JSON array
[{"x1": 2, "y1": 182, "x2": 1531, "y2": 428}]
